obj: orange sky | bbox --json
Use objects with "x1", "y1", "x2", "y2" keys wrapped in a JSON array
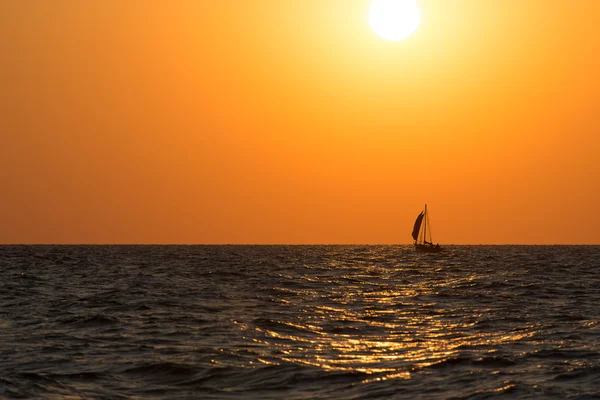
[{"x1": 1, "y1": 1, "x2": 599, "y2": 244}]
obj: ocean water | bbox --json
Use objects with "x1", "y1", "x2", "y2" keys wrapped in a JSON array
[{"x1": 1, "y1": 245, "x2": 599, "y2": 399}]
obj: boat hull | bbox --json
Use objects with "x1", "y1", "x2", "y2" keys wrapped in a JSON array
[{"x1": 415, "y1": 244, "x2": 443, "y2": 253}]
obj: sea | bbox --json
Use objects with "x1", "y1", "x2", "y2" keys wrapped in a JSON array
[{"x1": 1, "y1": 245, "x2": 599, "y2": 399}]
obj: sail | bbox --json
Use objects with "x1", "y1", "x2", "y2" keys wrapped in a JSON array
[{"x1": 412, "y1": 212, "x2": 424, "y2": 241}]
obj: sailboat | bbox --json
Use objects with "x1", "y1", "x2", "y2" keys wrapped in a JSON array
[{"x1": 412, "y1": 204, "x2": 443, "y2": 253}]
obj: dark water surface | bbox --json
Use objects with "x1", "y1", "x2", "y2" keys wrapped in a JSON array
[{"x1": 1, "y1": 245, "x2": 600, "y2": 399}]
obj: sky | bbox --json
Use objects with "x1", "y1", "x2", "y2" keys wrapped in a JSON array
[{"x1": 1, "y1": 0, "x2": 599, "y2": 244}]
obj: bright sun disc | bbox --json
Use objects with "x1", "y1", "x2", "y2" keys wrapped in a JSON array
[{"x1": 369, "y1": 0, "x2": 421, "y2": 41}]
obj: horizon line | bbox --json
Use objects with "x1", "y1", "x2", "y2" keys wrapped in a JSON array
[{"x1": 1, "y1": 243, "x2": 599, "y2": 246}]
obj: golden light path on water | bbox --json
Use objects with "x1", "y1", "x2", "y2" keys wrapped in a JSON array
[
  {"x1": 247, "y1": 320, "x2": 537, "y2": 384},
  {"x1": 234, "y1": 258, "x2": 543, "y2": 387}
]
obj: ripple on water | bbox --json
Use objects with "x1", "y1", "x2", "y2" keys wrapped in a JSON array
[{"x1": 0, "y1": 245, "x2": 599, "y2": 398}]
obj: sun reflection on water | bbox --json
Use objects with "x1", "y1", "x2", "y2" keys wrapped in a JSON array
[{"x1": 236, "y1": 259, "x2": 542, "y2": 384}]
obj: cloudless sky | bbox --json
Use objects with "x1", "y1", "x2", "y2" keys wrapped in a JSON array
[{"x1": 1, "y1": 0, "x2": 599, "y2": 244}]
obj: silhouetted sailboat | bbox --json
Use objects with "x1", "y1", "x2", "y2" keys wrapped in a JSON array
[{"x1": 412, "y1": 204, "x2": 442, "y2": 253}]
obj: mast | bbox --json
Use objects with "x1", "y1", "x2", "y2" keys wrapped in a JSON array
[{"x1": 423, "y1": 204, "x2": 427, "y2": 244}]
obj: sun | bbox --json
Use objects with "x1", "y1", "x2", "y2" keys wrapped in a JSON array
[{"x1": 369, "y1": 0, "x2": 421, "y2": 41}]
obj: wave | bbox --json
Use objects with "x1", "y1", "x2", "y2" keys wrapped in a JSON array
[
  {"x1": 123, "y1": 362, "x2": 198, "y2": 378},
  {"x1": 61, "y1": 314, "x2": 120, "y2": 327},
  {"x1": 427, "y1": 355, "x2": 517, "y2": 370},
  {"x1": 553, "y1": 365, "x2": 600, "y2": 382}
]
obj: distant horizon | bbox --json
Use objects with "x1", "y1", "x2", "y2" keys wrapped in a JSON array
[{"x1": 2, "y1": 243, "x2": 599, "y2": 246}]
